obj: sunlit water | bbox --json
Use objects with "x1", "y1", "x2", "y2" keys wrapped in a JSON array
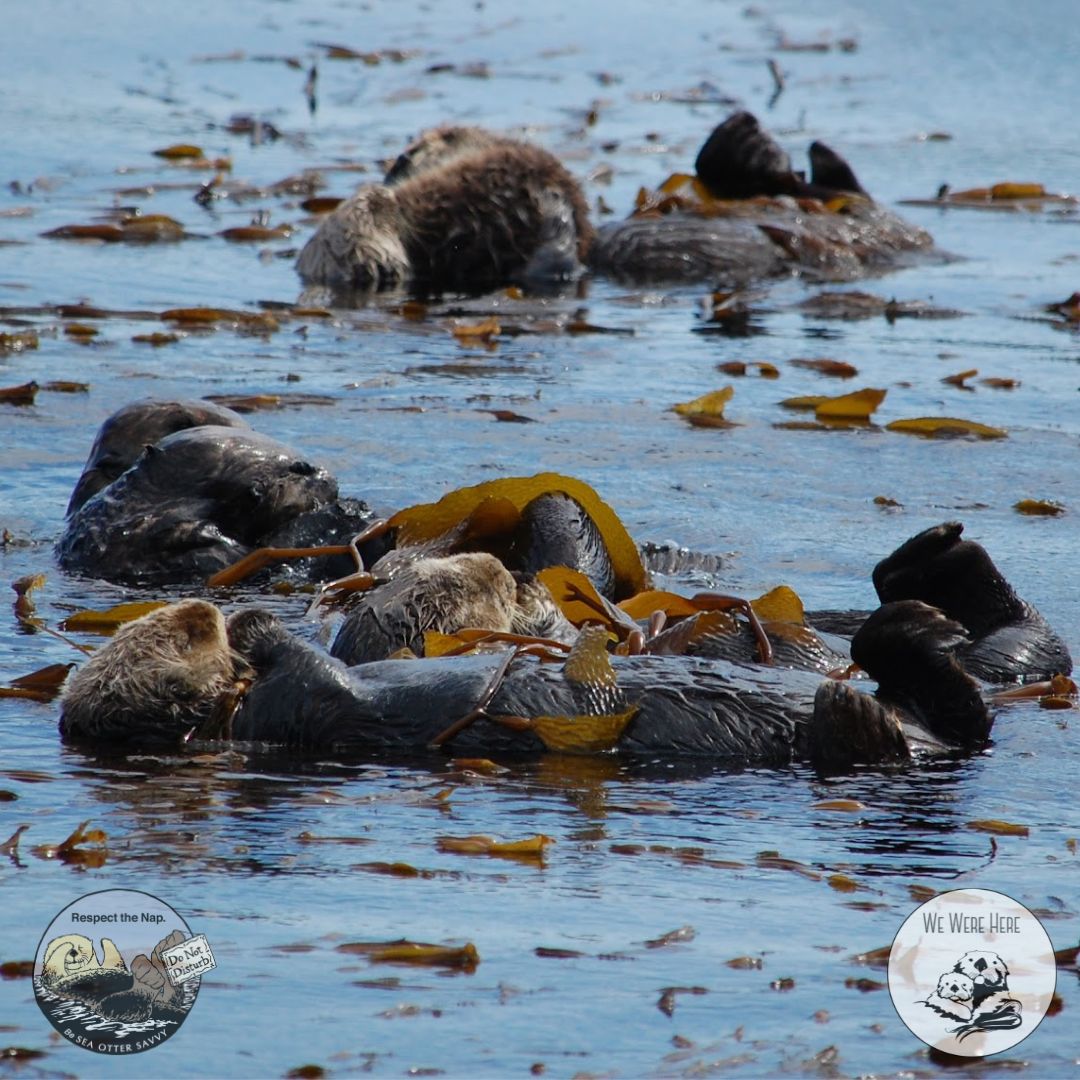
[{"x1": 2, "y1": 0, "x2": 1079, "y2": 1076}]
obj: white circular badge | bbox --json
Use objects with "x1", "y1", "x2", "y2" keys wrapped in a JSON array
[{"x1": 888, "y1": 888, "x2": 1056, "y2": 1057}]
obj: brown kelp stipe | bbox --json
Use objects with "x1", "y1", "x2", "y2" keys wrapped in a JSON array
[
  {"x1": 428, "y1": 647, "x2": 532, "y2": 749},
  {"x1": 688, "y1": 593, "x2": 774, "y2": 665},
  {"x1": 208, "y1": 518, "x2": 393, "y2": 588}
]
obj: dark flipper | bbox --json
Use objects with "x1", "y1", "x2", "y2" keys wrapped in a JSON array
[
  {"x1": 852, "y1": 600, "x2": 990, "y2": 746},
  {"x1": 807, "y1": 141, "x2": 867, "y2": 195},
  {"x1": 872, "y1": 522, "x2": 1072, "y2": 681},
  {"x1": 694, "y1": 111, "x2": 799, "y2": 199},
  {"x1": 807, "y1": 680, "x2": 911, "y2": 772},
  {"x1": 806, "y1": 599, "x2": 989, "y2": 771}
]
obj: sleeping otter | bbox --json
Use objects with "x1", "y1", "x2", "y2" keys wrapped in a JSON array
[
  {"x1": 297, "y1": 113, "x2": 930, "y2": 294},
  {"x1": 66, "y1": 398, "x2": 250, "y2": 516},
  {"x1": 57, "y1": 420, "x2": 373, "y2": 586},
  {"x1": 59, "y1": 599, "x2": 242, "y2": 743},
  {"x1": 297, "y1": 125, "x2": 593, "y2": 292},
  {"x1": 57, "y1": 524, "x2": 1070, "y2": 769},
  {"x1": 58, "y1": 590, "x2": 983, "y2": 769},
  {"x1": 591, "y1": 111, "x2": 932, "y2": 286}
]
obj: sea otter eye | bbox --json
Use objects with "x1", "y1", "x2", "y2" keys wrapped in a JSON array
[{"x1": 288, "y1": 460, "x2": 317, "y2": 477}]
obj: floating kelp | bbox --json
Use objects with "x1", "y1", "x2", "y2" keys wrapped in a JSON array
[
  {"x1": 672, "y1": 386, "x2": 735, "y2": 428},
  {"x1": 885, "y1": 417, "x2": 1006, "y2": 439},
  {"x1": 903, "y1": 182, "x2": 1077, "y2": 211}
]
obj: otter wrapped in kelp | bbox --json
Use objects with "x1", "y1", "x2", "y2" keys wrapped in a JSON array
[
  {"x1": 297, "y1": 125, "x2": 593, "y2": 294},
  {"x1": 57, "y1": 524, "x2": 1072, "y2": 770},
  {"x1": 590, "y1": 111, "x2": 932, "y2": 286},
  {"x1": 57, "y1": 401, "x2": 373, "y2": 586},
  {"x1": 55, "y1": 593, "x2": 994, "y2": 770}
]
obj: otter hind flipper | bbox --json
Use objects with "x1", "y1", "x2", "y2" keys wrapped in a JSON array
[
  {"x1": 872, "y1": 521, "x2": 1072, "y2": 681},
  {"x1": 807, "y1": 679, "x2": 911, "y2": 772},
  {"x1": 807, "y1": 141, "x2": 867, "y2": 195},
  {"x1": 852, "y1": 600, "x2": 990, "y2": 747}
]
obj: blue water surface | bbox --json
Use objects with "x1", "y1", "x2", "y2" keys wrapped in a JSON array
[{"x1": 2, "y1": 0, "x2": 1079, "y2": 1076}]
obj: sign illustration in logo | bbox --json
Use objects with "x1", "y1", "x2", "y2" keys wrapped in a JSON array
[
  {"x1": 34, "y1": 889, "x2": 216, "y2": 1054},
  {"x1": 888, "y1": 888, "x2": 1055, "y2": 1057}
]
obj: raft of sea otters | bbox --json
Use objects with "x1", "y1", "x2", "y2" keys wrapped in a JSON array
[
  {"x1": 56, "y1": 394, "x2": 1072, "y2": 772},
  {"x1": 296, "y1": 110, "x2": 932, "y2": 293},
  {"x1": 44, "y1": 113, "x2": 1072, "y2": 769}
]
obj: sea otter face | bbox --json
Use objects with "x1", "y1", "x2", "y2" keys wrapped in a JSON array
[
  {"x1": 60, "y1": 601, "x2": 239, "y2": 743},
  {"x1": 955, "y1": 950, "x2": 1009, "y2": 988},
  {"x1": 937, "y1": 971, "x2": 975, "y2": 1004},
  {"x1": 42, "y1": 935, "x2": 97, "y2": 985}
]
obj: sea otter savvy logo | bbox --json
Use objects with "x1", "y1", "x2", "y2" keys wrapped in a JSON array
[
  {"x1": 33, "y1": 889, "x2": 215, "y2": 1054},
  {"x1": 888, "y1": 888, "x2": 1055, "y2": 1056}
]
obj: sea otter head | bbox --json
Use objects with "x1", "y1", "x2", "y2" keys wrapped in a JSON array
[
  {"x1": 42, "y1": 935, "x2": 97, "y2": 986},
  {"x1": 936, "y1": 971, "x2": 975, "y2": 1004},
  {"x1": 60, "y1": 600, "x2": 244, "y2": 744},
  {"x1": 955, "y1": 950, "x2": 1009, "y2": 989}
]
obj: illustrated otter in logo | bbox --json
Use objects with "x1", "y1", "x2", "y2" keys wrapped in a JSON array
[
  {"x1": 38, "y1": 931, "x2": 189, "y2": 1023},
  {"x1": 920, "y1": 950, "x2": 1022, "y2": 1039},
  {"x1": 923, "y1": 971, "x2": 976, "y2": 1022}
]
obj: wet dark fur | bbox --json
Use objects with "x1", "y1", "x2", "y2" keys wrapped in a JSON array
[
  {"x1": 58, "y1": 422, "x2": 369, "y2": 585},
  {"x1": 66, "y1": 399, "x2": 249, "y2": 515},
  {"x1": 592, "y1": 110, "x2": 930, "y2": 285}
]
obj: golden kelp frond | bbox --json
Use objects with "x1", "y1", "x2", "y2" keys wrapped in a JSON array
[
  {"x1": 813, "y1": 387, "x2": 886, "y2": 420},
  {"x1": 385, "y1": 474, "x2": 645, "y2": 598},
  {"x1": 539, "y1": 566, "x2": 623, "y2": 632},
  {"x1": 563, "y1": 624, "x2": 619, "y2": 689},
  {"x1": 672, "y1": 386, "x2": 734, "y2": 419},
  {"x1": 530, "y1": 707, "x2": 638, "y2": 753},
  {"x1": 618, "y1": 590, "x2": 700, "y2": 621},
  {"x1": 60, "y1": 601, "x2": 169, "y2": 634},
  {"x1": 751, "y1": 585, "x2": 805, "y2": 625},
  {"x1": 885, "y1": 417, "x2": 1006, "y2": 439}
]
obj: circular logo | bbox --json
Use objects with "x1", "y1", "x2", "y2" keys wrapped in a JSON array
[
  {"x1": 33, "y1": 889, "x2": 215, "y2": 1054},
  {"x1": 888, "y1": 888, "x2": 1056, "y2": 1057}
]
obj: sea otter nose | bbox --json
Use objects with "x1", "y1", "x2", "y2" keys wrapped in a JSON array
[{"x1": 974, "y1": 957, "x2": 987, "y2": 972}]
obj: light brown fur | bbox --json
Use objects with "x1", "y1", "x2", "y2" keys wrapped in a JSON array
[
  {"x1": 60, "y1": 600, "x2": 241, "y2": 742},
  {"x1": 297, "y1": 127, "x2": 593, "y2": 292},
  {"x1": 331, "y1": 553, "x2": 521, "y2": 664}
]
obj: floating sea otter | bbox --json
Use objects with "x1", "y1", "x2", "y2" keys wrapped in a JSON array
[
  {"x1": 296, "y1": 112, "x2": 931, "y2": 293},
  {"x1": 55, "y1": 403, "x2": 642, "y2": 594},
  {"x1": 57, "y1": 400, "x2": 374, "y2": 586},
  {"x1": 590, "y1": 111, "x2": 932, "y2": 285},
  {"x1": 297, "y1": 125, "x2": 594, "y2": 292},
  {"x1": 57, "y1": 523, "x2": 1071, "y2": 771}
]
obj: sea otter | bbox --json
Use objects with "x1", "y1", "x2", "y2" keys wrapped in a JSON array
[
  {"x1": 58, "y1": 521, "x2": 1071, "y2": 769},
  {"x1": 329, "y1": 552, "x2": 577, "y2": 665},
  {"x1": 296, "y1": 113, "x2": 930, "y2": 294},
  {"x1": 297, "y1": 125, "x2": 593, "y2": 292},
  {"x1": 59, "y1": 590, "x2": 986, "y2": 770},
  {"x1": 591, "y1": 110, "x2": 932, "y2": 285},
  {"x1": 57, "y1": 420, "x2": 373, "y2": 586}
]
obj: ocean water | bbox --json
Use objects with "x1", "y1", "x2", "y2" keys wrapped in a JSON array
[{"x1": 1, "y1": 0, "x2": 1079, "y2": 1076}]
